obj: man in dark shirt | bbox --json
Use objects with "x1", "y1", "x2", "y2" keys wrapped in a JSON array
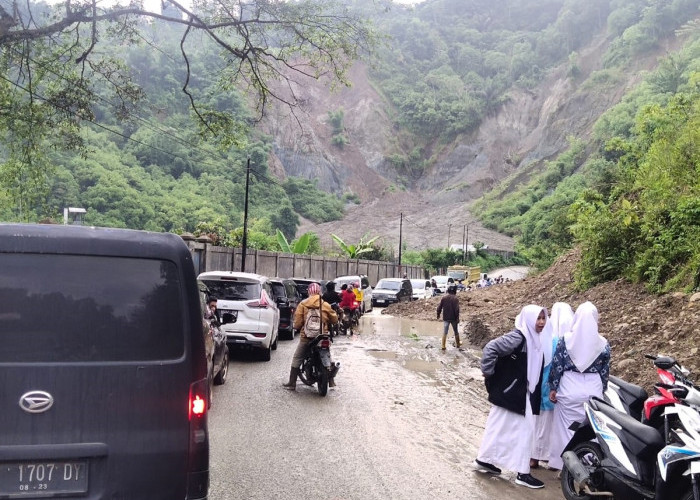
[{"x1": 437, "y1": 285, "x2": 461, "y2": 350}]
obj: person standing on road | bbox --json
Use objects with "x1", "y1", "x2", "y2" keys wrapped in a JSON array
[
  {"x1": 474, "y1": 304, "x2": 547, "y2": 489},
  {"x1": 530, "y1": 302, "x2": 573, "y2": 469},
  {"x1": 436, "y1": 285, "x2": 461, "y2": 350},
  {"x1": 547, "y1": 301, "x2": 610, "y2": 471},
  {"x1": 282, "y1": 283, "x2": 339, "y2": 391}
]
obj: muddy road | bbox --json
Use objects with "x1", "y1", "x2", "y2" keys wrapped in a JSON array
[{"x1": 208, "y1": 309, "x2": 564, "y2": 500}]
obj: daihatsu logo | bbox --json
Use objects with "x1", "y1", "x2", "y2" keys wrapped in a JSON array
[{"x1": 19, "y1": 391, "x2": 54, "y2": 413}]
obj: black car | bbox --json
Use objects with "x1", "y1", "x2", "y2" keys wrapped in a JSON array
[
  {"x1": 372, "y1": 278, "x2": 413, "y2": 307},
  {"x1": 0, "y1": 224, "x2": 210, "y2": 500},
  {"x1": 198, "y1": 281, "x2": 230, "y2": 405},
  {"x1": 270, "y1": 278, "x2": 302, "y2": 340}
]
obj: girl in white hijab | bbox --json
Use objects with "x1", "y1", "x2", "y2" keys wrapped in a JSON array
[
  {"x1": 531, "y1": 302, "x2": 573, "y2": 468},
  {"x1": 547, "y1": 301, "x2": 610, "y2": 470},
  {"x1": 474, "y1": 304, "x2": 547, "y2": 489}
]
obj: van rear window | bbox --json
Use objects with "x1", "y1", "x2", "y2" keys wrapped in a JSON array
[{"x1": 0, "y1": 254, "x2": 185, "y2": 362}]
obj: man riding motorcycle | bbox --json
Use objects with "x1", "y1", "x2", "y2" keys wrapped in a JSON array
[{"x1": 283, "y1": 282, "x2": 339, "y2": 390}]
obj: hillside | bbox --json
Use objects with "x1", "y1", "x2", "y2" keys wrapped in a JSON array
[
  {"x1": 384, "y1": 248, "x2": 700, "y2": 391},
  {"x1": 271, "y1": 8, "x2": 697, "y2": 253}
]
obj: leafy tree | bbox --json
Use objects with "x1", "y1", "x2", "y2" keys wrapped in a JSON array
[
  {"x1": 0, "y1": 0, "x2": 378, "y2": 216},
  {"x1": 331, "y1": 233, "x2": 379, "y2": 259},
  {"x1": 270, "y1": 203, "x2": 300, "y2": 241},
  {"x1": 276, "y1": 230, "x2": 313, "y2": 254}
]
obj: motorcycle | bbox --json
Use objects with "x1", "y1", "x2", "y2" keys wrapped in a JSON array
[
  {"x1": 604, "y1": 354, "x2": 700, "y2": 439},
  {"x1": 298, "y1": 333, "x2": 340, "y2": 397},
  {"x1": 560, "y1": 394, "x2": 700, "y2": 500},
  {"x1": 340, "y1": 304, "x2": 360, "y2": 335}
]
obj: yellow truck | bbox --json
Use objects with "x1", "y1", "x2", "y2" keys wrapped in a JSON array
[{"x1": 447, "y1": 265, "x2": 481, "y2": 285}]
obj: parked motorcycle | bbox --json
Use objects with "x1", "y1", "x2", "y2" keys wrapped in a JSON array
[
  {"x1": 560, "y1": 394, "x2": 700, "y2": 500},
  {"x1": 604, "y1": 354, "x2": 700, "y2": 439},
  {"x1": 298, "y1": 334, "x2": 340, "y2": 397}
]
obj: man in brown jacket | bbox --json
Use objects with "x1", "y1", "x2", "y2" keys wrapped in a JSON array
[
  {"x1": 283, "y1": 282, "x2": 338, "y2": 390},
  {"x1": 437, "y1": 285, "x2": 461, "y2": 350}
]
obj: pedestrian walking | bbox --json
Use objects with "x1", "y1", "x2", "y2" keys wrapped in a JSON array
[
  {"x1": 436, "y1": 285, "x2": 461, "y2": 350},
  {"x1": 547, "y1": 301, "x2": 610, "y2": 470},
  {"x1": 474, "y1": 304, "x2": 547, "y2": 489}
]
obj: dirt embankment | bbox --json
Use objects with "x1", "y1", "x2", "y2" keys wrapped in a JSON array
[{"x1": 385, "y1": 248, "x2": 700, "y2": 391}]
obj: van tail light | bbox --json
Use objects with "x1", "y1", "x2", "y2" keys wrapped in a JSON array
[
  {"x1": 187, "y1": 378, "x2": 209, "y2": 499},
  {"x1": 247, "y1": 290, "x2": 271, "y2": 309},
  {"x1": 320, "y1": 339, "x2": 331, "y2": 348}
]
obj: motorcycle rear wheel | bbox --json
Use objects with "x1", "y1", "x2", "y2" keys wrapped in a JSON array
[
  {"x1": 317, "y1": 369, "x2": 329, "y2": 397},
  {"x1": 561, "y1": 441, "x2": 604, "y2": 500}
]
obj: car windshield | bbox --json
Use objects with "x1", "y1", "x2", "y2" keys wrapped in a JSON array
[
  {"x1": 434, "y1": 277, "x2": 448, "y2": 284},
  {"x1": 200, "y1": 280, "x2": 260, "y2": 301},
  {"x1": 376, "y1": 280, "x2": 400, "y2": 291},
  {"x1": 0, "y1": 254, "x2": 185, "y2": 362},
  {"x1": 410, "y1": 280, "x2": 426, "y2": 290},
  {"x1": 334, "y1": 277, "x2": 356, "y2": 288}
]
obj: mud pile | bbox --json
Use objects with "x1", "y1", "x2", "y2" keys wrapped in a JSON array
[{"x1": 384, "y1": 248, "x2": 700, "y2": 391}]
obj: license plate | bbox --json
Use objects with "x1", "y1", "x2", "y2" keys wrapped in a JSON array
[
  {"x1": 0, "y1": 461, "x2": 88, "y2": 497},
  {"x1": 376, "y1": 299, "x2": 385, "y2": 304}
]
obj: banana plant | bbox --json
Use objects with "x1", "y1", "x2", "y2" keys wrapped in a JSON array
[
  {"x1": 276, "y1": 230, "x2": 311, "y2": 254},
  {"x1": 331, "y1": 233, "x2": 379, "y2": 258}
]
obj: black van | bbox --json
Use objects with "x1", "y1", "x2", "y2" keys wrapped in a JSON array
[{"x1": 0, "y1": 224, "x2": 209, "y2": 499}]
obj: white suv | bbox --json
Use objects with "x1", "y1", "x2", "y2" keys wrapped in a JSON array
[{"x1": 198, "y1": 271, "x2": 279, "y2": 361}]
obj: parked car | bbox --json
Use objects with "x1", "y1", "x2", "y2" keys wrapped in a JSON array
[
  {"x1": 198, "y1": 271, "x2": 280, "y2": 361},
  {"x1": 333, "y1": 275, "x2": 373, "y2": 313},
  {"x1": 410, "y1": 279, "x2": 433, "y2": 300},
  {"x1": 431, "y1": 275, "x2": 455, "y2": 294},
  {"x1": 269, "y1": 277, "x2": 301, "y2": 340},
  {"x1": 0, "y1": 224, "x2": 210, "y2": 499},
  {"x1": 198, "y1": 281, "x2": 229, "y2": 407},
  {"x1": 372, "y1": 278, "x2": 413, "y2": 307}
]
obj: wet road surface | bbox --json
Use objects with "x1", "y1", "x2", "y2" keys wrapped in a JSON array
[{"x1": 208, "y1": 308, "x2": 564, "y2": 500}]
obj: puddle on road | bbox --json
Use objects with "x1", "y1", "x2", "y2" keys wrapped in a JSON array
[
  {"x1": 359, "y1": 309, "x2": 444, "y2": 338},
  {"x1": 357, "y1": 309, "x2": 486, "y2": 387}
]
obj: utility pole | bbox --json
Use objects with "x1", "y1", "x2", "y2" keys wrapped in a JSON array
[
  {"x1": 462, "y1": 224, "x2": 466, "y2": 264},
  {"x1": 241, "y1": 157, "x2": 251, "y2": 273},
  {"x1": 465, "y1": 224, "x2": 470, "y2": 262},
  {"x1": 398, "y1": 212, "x2": 403, "y2": 276},
  {"x1": 447, "y1": 224, "x2": 451, "y2": 249}
]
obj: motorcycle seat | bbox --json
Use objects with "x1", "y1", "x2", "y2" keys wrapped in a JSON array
[
  {"x1": 609, "y1": 375, "x2": 648, "y2": 402},
  {"x1": 593, "y1": 397, "x2": 665, "y2": 453}
]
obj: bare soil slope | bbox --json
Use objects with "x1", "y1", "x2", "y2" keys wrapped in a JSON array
[{"x1": 385, "y1": 248, "x2": 700, "y2": 390}]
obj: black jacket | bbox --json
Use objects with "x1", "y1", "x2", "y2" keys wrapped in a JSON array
[
  {"x1": 482, "y1": 330, "x2": 543, "y2": 416},
  {"x1": 437, "y1": 294, "x2": 460, "y2": 322}
]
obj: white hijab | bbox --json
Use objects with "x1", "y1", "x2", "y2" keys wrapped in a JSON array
[
  {"x1": 564, "y1": 301, "x2": 607, "y2": 373},
  {"x1": 547, "y1": 302, "x2": 574, "y2": 364},
  {"x1": 514, "y1": 304, "x2": 546, "y2": 393}
]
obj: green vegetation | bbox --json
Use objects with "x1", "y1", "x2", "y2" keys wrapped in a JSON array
[
  {"x1": 471, "y1": 29, "x2": 700, "y2": 293},
  {"x1": 401, "y1": 247, "x2": 528, "y2": 275},
  {"x1": 328, "y1": 108, "x2": 349, "y2": 149},
  {"x1": 331, "y1": 233, "x2": 380, "y2": 259}
]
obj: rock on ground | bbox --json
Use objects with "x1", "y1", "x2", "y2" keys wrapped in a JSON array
[{"x1": 384, "y1": 247, "x2": 700, "y2": 391}]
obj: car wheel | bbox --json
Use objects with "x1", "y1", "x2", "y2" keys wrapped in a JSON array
[
  {"x1": 271, "y1": 333, "x2": 278, "y2": 351},
  {"x1": 214, "y1": 350, "x2": 229, "y2": 385},
  {"x1": 260, "y1": 344, "x2": 272, "y2": 361}
]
